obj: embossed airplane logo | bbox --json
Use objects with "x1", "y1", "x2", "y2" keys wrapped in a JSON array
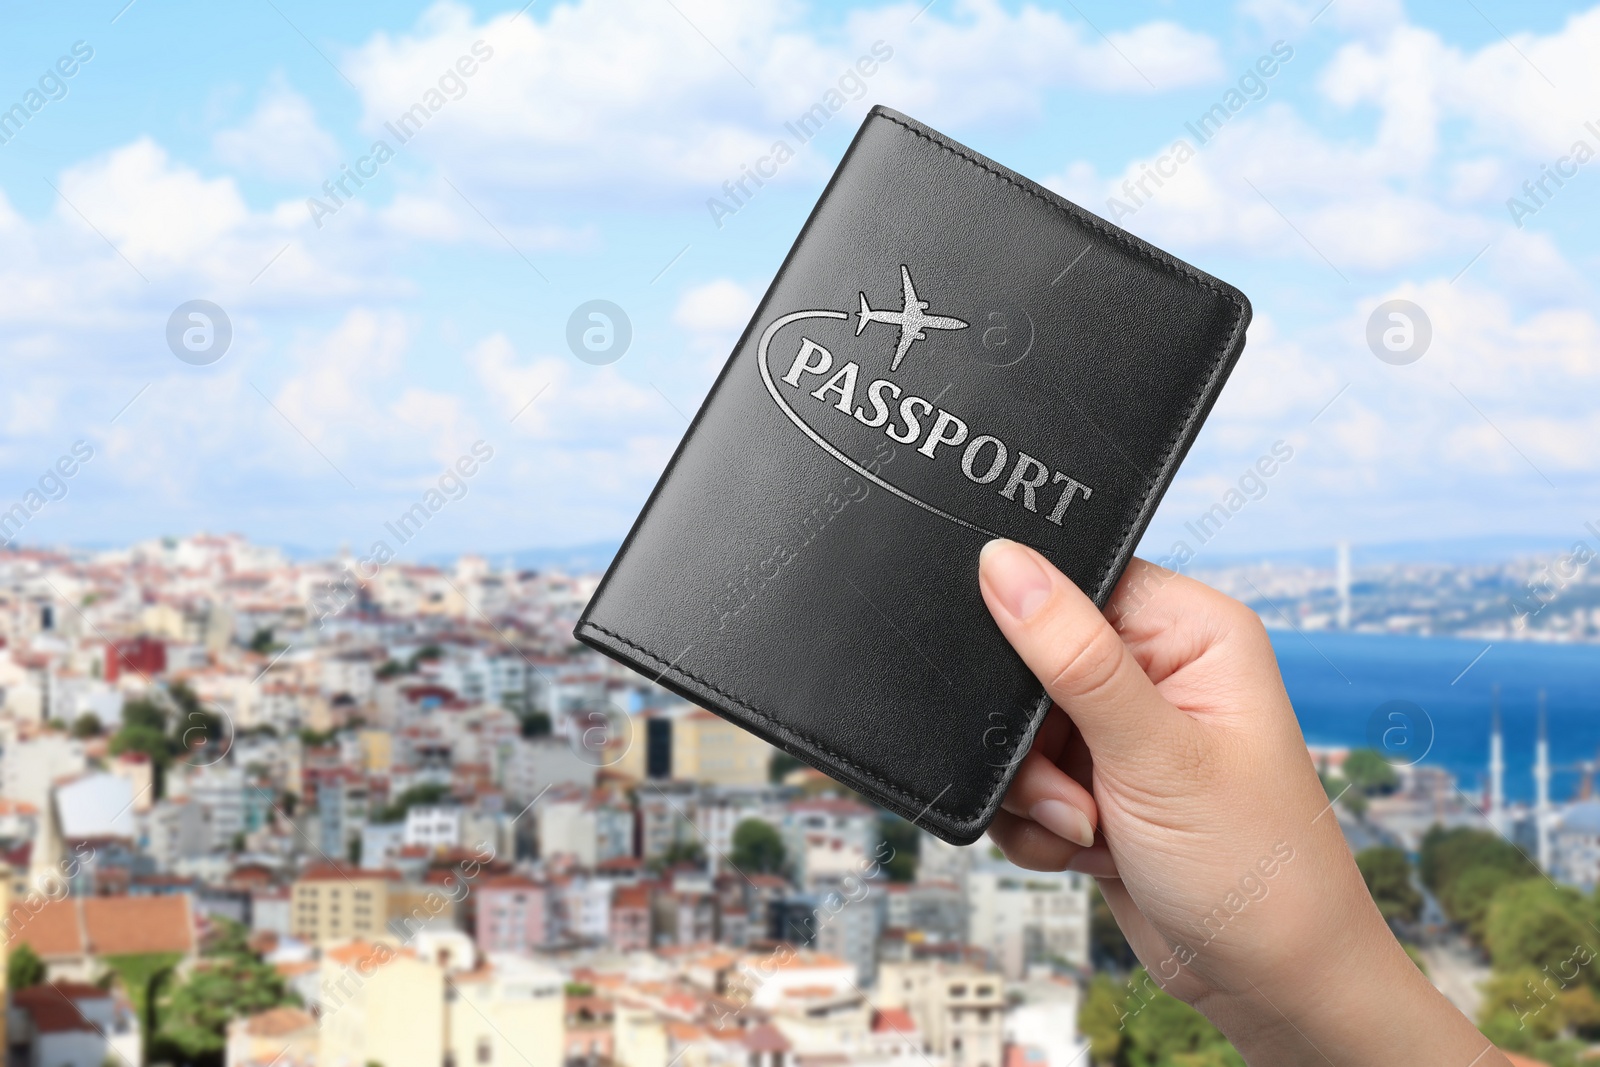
[{"x1": 856, "y1": 265, "x2": 969, "y2": 371}]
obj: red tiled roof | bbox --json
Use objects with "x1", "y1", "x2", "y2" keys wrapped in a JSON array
[
  {"x1": 872, "y1": 1008, "x2": 917, "y2": 1035},
  {"x1": 11, "y1": 983, "x2": 111, "y2": 1034},
  {"x1": 47, "y1": 981, "x2": 108, "y2": 1001},
  {"x1": 84, "y1": 895, "x2": 195, "y2": 956},
  {"x1": 325, "y1": 940, "x2": 411, "y2": 970},
  {"x1": 243, "y1": 1006, "x2": 317, "y2": 1037},
  {"x1": 612, "y1": 885, "x2": 651, "y2": 909},
  {"x1": 9, "y1": 900, "x2": 85, "y2": 958}
]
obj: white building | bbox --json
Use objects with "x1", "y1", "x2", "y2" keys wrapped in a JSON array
[
  {"x1": 10, "y1": 981, "x2": 141, "y2": 1067},
  {"x1": 322, "y1": 651, "x2": 378, "y2": 704},
  {"x1": 698, "y1": 786, "x2": 791, "y2": 871},
  {"x1": 51, "y1": 676, "x2": 123, "y2": 731},
  {"x1": 360, "y1": 822, "x2": 406, "y2": 870},
  {"x1": 142, "y1": 797, "x2": 209, "y2": 871},
  {"x1": 2, "y1": 730, "x2": 86, "y2": 810},
  {"x1": 735, "y1": 950, "x2": 858, "y2": 1011},
  {"x1": 536, "y1": 789, "x2": 632, "y2": 867},
  {"x1": 181, "y1": 764, "x2": 247, "y2": 852},
  {"x1": 876, "y1": 961, "x2": 1005, "y2": 1067},
  {"x1": 251, "y1": 888, "x2": 292, "y2": 937},
  {"x1": 965, "y1": 861, "x2": 1090, "y2": 978},
  {"x1": 783, "y1": 798, "x2": 877, "y2": 888},
  {"x1": 1548, "y1": 799, "x2": 1600, "y2": 889},
  {"x1": 1005, "y1": 976, "x2": 1091, "y2": 1067},
  {"x1": 503, "y1": 738, "x2": 595, "y2": 807},
  {"x1": 404, "y1": 805, "x2": 463, "y2": 851},
  {"x1": 550, "y1": 876, "x2": 614, "y2": 944},
  {"x1": 917, "y1": 828, "x2": 987, "y2": 884}
]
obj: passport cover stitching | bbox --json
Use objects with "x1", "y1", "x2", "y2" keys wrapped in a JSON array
[
  {"x1": 873, "y1": 112, "x2": 1250, "y2": 603},
  {"x1": 576, "y1": 106, "x2": 1250, "y2": 837},
  {"x1": 580, "y1": 619, "x2": 995, "y2": 820}
]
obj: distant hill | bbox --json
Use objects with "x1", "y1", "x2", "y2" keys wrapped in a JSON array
[
  {"x1": 419, "y1": 540, "x2": 622, "y2": 574},
  {"x1": 34, "y1": 533, "x2": 1566, "y2": 575}
]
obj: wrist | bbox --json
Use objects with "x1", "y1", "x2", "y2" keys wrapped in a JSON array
[{"x1": 1200, "y1": 908, "x2": 1502, "y2": 1066}]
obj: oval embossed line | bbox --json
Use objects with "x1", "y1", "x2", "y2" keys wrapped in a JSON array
[{"x1": 757, "y1": 309, "x2": 1006, "y2": 540}]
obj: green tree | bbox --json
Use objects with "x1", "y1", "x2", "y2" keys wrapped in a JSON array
[
  {"x1": 1356, "y1": 847, "x2": 1422, "y2": 924},
  {"x1": 730, "y1": 819, "x2": 786, "y2": 875},
  {"x1": 769, "y1": 751, "x2": 805, "y2": 783},
  {"x1": 171, "y1": 681, "x2": 226, "y2": 754},
  {"x1": 104, "y1": 952, "x2": 183, "y2": 1049},
  {"x1": 653, "y1": 840, "x2": 706, "y2": 870},
  {"x1": 1443, "y1": 864, "x2": 1531, "y2": 944},
  {"x1": 7, "y1": 943, "x2": 45, "y2": 989},
  {"x1": 1479, "y1": 966, "x2": 1573, "y2": 1049},
  {"x1": 1341, "y1": 749, "x2": 1400, "y2": 795},
  {"x1": 379, "y1": 782, "x2": 451, "y2": 822},
  {"x1": 110, "y1": 696, "x2": 179, "y2": 795},
  {"x1": 1421, "y1": 826, "x2": 1537, "y2": 895},
  {"x1": 876, "y1": 814, "x2": 920, "y2": 883},
  {"x1": 248, "y1": 628, "x2": 278, "y2": 654},
  {"x1": 121, "y1": 697, "x2": 168, "y2": 734},
  {"x1": 519, "y1": 711, "x2": 552, "y2": 738},
  {"x1": 1078, "y1": 974, "x2": 1129, "y2": 1066},
  {"x1": 375, "y1": 659, "x2": 405, "y2": 679},
  {"x1": 204, "y1": 917, "x2": 253, "y2": 960},
  {"x1": 70, "y1": 712, "x2": 103, "y2": 739},
  {"x1": 1120, "y1": 972, "x2": 1244, "y2": 1067},
  {"x1": 109, "y1": 724, "x2": 173, "y2": 780},
  {"x1": 407, "y1": 644, "x2": 443, "y2": 670},
  {"x1": 154, "y1": 953, "x2": 297, "y2": 1065},
  {"x1": 298, "y1": 727, "x2": 338, "y2": 747},
  {"x1": 1483, "y1": 881, "x2": 1597, "y2": 977}
]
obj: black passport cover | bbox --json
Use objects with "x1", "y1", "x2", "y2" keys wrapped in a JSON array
[{"x1": 576, "y1": 106, "x2": 1250, "y2": 845}]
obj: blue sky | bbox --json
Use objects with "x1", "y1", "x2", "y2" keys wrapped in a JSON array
[{"x1": 1, "y1": 0, "x2": 1597, "y2": 566}]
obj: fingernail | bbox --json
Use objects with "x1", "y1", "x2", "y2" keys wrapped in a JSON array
[
  {"x1": 1031, "y1": 799, "x2": 1094, "y2": 848},
  {"x1": 980, "y1": 539, "x2": 1052, "y2": 621}
]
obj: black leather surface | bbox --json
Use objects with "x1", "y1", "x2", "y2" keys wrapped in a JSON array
[{"x1": 576, "y1": 106, "x2": 1251, "y2": 844}]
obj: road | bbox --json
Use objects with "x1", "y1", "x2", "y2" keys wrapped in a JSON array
[{"x1": 1419, "y1": 932, "x2": 1491, "y2": 1020}]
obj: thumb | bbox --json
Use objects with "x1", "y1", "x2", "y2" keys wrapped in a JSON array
[{"x1": 979, "y1": 539, "x2": 1185, "y2": 763}]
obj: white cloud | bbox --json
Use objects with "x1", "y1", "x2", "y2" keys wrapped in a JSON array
[
  {"x1": 1051, "y1": 10, "x2": 1600, "y2": 282},
  {"x1": 339, "y1": 0, "x2": 1224, "y2": 215},
  {"x1": 1047, "y1": 103, "x2": 1495, "y2": 273},
  {"x1": 466, "y1": 332, "x2": 673, "y2": 443},
  {"x1": 213, "y1": 82, "x2": 341, "y2": 183},
  {"x1": 672, "y1": 278, "x2": 757, "y2": 364},
  {"x1": 1238, "y1": 0, "x2": 1404, "y2": 38},
  {"x1": 1321, "y1": 10, "x2": 1600, "y2": 163},
  {"x1": 273, "y1": 308, "x2": 410, "y2": 451},
  {"x1": 673, "y1": 279, "x2": 756, "y2": 335},
  {"x1": 58, "y1": 138, "x2": 250, "y2": 269},
  {"x1": 8, "y1": 0, "x2": 1600, "y2": 552}
]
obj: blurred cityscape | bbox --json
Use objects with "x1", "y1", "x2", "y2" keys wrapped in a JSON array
[{"x1": 0, "y1": 533, "x2": 1594, "y2": 1066}]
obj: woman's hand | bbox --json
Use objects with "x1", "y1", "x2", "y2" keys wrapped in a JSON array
[{"x1": 978, "y1": 539, "x2": 1507, "y2": 1067}]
